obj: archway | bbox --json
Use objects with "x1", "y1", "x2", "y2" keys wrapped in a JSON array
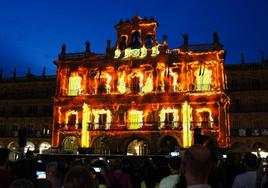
[
  {"x1": 7, "y1": 141, "x2": 18, "y2": 150},
  {"x1": 127, "y1": 139, "x2": 148, "y2": 156},
  {"x1": 24, "y1": 142, "x2": 35, "y2": 153},
  {"x1": 93, "y1": 136, "x2": 110, "y2": 154},
  {"x1": 252, "y1": 142, "x2": 267, "y2": 151},
  {"x1": 159, "y1": 136, "x2": 179, "y2": 154},
  {"x1": 62, "y1": 136, "x2": 79, "y2": 151},
  {"x1": 39, "y1": 142, "x2": 51, "y2": 154}
]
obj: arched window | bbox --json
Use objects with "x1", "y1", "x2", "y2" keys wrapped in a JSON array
[
  {"x1": 119, "y1": 36, "x2": 127, "y2": 50},
  {"x1": 62, "y1": 136, "x2": 79, "y2": 151},
  {"x1": 145, "y1": 34, "x2": 153, "y2": 48},
  {"x1": 127, "y1": 139, "x2": 148, "y2": 156},
  {"x1": 132, "y1": 31, "x2": 141, "y2": 49}
]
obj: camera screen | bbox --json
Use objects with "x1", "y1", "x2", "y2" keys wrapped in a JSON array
[
  {"x1": 93, "y1": 167, "x2": 101, "y2": 173},
  {"x1": 36, "y1": 171, "x2": 46, "y2": 179}
]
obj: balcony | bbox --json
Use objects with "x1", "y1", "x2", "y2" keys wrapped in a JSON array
[
  {"x1": 190, "y1": 121, "x2": 218, "y2": 130},
  {"x1": 190, "y1": 84, "x2": 212, "y2": 91},
  {"x1": 87, "y1": 121, "x2": 183, "y2": 131}
]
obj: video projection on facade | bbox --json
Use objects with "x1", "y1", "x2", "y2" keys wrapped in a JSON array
[{"x1": 52, "y1": 16, "x2": 229, "y2": 155}]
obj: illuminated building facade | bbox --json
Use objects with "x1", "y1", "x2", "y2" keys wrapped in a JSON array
[
  {"x1": 51, "y1": 16, "x2": 229, "y2": 154},
  {"x1": 0, "y1": 68, "x2": 54, "y2": 153}
]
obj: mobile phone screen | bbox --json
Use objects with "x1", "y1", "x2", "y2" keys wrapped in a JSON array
[
  {"x1": 36, "y1": 171, "x2": 46, "y2": 179},
  {"x1": 93, "y1": 167, "x2": 101, "y2": 173}
]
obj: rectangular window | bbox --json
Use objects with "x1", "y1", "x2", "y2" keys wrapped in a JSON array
[
  {"x1": 129, "y1": 110, "x2": 142, "y2": 130},
  {"x1": 68, "y1": 114, "x2": 76, "y2": 125},
  {"x1": 98, "y1": 78, "x2": 107, "y2": 94},
  {"x1": 99, "y1": 114, "x2": 107, "y2": 130},
  {"x1": 68, "y1": 76, "x2": 81, "y2": 96},
  {"x1": 165, "y1": 113, "x2": 174, "y2": 127},
  {"x1": 132, "y1": 77, "x2": 140, "y2": 94}
]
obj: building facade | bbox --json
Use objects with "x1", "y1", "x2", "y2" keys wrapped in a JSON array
[
  {"x1": 0, "y1": 69, "x2": 55, "y2": 153},
  {"x1": 52, "y1": 16, "x2": 229, "y2": 154},
  {"x1": 226, "y1": 55, "x2": 268, "y2": 153}
]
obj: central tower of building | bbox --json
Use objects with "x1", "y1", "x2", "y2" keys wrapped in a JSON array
[{"x1": 52, "y1": 16, "x2": 229, "y2": 154}]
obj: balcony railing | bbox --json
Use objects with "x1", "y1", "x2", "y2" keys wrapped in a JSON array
[
  {"x1": 87, "y1": 121, "x2": 184, "y2": 131},
  {"x1": 59, "y1": 83, "x2": 218, "y2": 97},
  {"x1": 190, "y1": 121, "x2": 218, "y2": 130}
]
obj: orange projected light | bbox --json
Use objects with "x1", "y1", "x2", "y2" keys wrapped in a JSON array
[{"x1": 52, "y1": 16, "x2": 229, "y2": 152}]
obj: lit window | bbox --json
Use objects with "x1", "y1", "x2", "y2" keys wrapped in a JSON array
[
  {"x1": 68, "y1": 75, "x2": 82, "y2": 96},
  {"x1": 165, "y1": 112, "x2": 174, "y2": 127},
  {"x1": 99, "y1": 114, "x2": 107, "y2": 130},
  {"x1": 129, "y1": 110, "x2": 143, "y2": 130},
  {"x1": 92, "y1": 109, "x2": 112, "y2": 130},
  {"x1": 195, "y1": 65, "x2": 212, "y2": 91}
]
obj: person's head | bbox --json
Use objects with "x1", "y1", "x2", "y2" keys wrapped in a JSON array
[
  {"x1": 10, "y1": 178, "x2": 34, "y2": 188},
  {"x1": 181, "y1": 144, "x2": 212, "y2": 186},
  {"x1": 168, "y1": 156, "x2": 181, "y2": 173},
  {"x1": 64, "y1": 166, "x2": 96, "y2": 188},
  {"x1": 0, "y1": 147, "x2": 10, "y2": 166},
  {"x1": 243, "y1": 153, "x2": 258, "y2": 170},
  {"x1": 46, "y1": 162, "x2": 63, "y2": 187},
  {"x1": 111, "y1": 158, "x2": 123, "y2": 170}
]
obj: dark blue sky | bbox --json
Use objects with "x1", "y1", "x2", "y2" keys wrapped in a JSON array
[{"x1": 0, "y1": 0, "x2": 268, "y2": 77}]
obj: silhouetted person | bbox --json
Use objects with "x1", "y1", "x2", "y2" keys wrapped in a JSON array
[
  {"x1": 232, "y1": 153, "x2": 258, "y2": 188},
  {"x1": 159, "y1": 156, "x2": 181, "y2": 188},
  {"x1": 64, "y1": 166, "x2": 97, "y2": 188},
  {"x1": 181, "y1": 144, "x2": 213, "y2": 188},
  {"x1": 46, "y1": 162, "x2": 63, "y2": 188},
  {"x1": 0, "y1": 148, "x2": 16, "y2": 188},
  {"x1": 10, "y1": 178, "x2": 34, "y2": 188},
  {"x1": 106, "y1": 158, "x2": 132, "y2": 188}
]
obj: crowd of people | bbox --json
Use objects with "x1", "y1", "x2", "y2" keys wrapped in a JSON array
[{"x1": 0, "y1": 144, "x2": 267, "y2": 188}]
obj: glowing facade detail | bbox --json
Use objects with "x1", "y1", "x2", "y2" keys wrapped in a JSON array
[
  {"x1": 182, "y1": 101, "x2": 192, "y2": 148},
  {"x1": 92, "y1": 109, "x2": 112, "y2": 130},
  {"x1": 140, "y1": 46, "x2": 147, "y2": 58},
  {"x1": 169, "y1": 68, "x2": 179, "y2": 92},
  {"x1": 52, "y1": 16, "x2": 229, "y2": 153},
  {"x1": 68, "y1": 75, "x2": 81, "y2": 96},
  {"x1": 124, "y1": 48, "x2": 132, "y2": 58},
  {"x1": 196, "y1": 108, "x2": 214, "y2": 128},
  {"x1": 65, "y1": 110, "x2": 78, "y2": 128},
  {"x1": 82, "y1": 103, "x2": 90, "y2": 147},
  {"x1": 195, "y1": 65, "x2": 212, "y2": 91},
  {"x1": 114, "y1": 48, "x2": 121, "y2": 58},
  {"x1": 151, "y1": 45, "x2": 160, "y2": 56},
  {"x1": 117, "y1": 71, "x2": 127, "y2": 94},
  {"x1": 129, "y1": 110, "x2": 143, "y2": 129},
  {"x1": 142, "y1": 76, "x2": 153, "y2": 93},
  {"x1": 159, "y1": 108, "x2": 179, "y2": 129}
]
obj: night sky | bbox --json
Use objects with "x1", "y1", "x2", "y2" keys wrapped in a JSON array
[{"x1": 0, "y1": 0, "x2": 268, "y2": 77}]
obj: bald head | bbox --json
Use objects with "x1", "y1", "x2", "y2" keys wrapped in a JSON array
[{"x1": 182, "y1": 144, "x2": 212, "y2": 180}]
